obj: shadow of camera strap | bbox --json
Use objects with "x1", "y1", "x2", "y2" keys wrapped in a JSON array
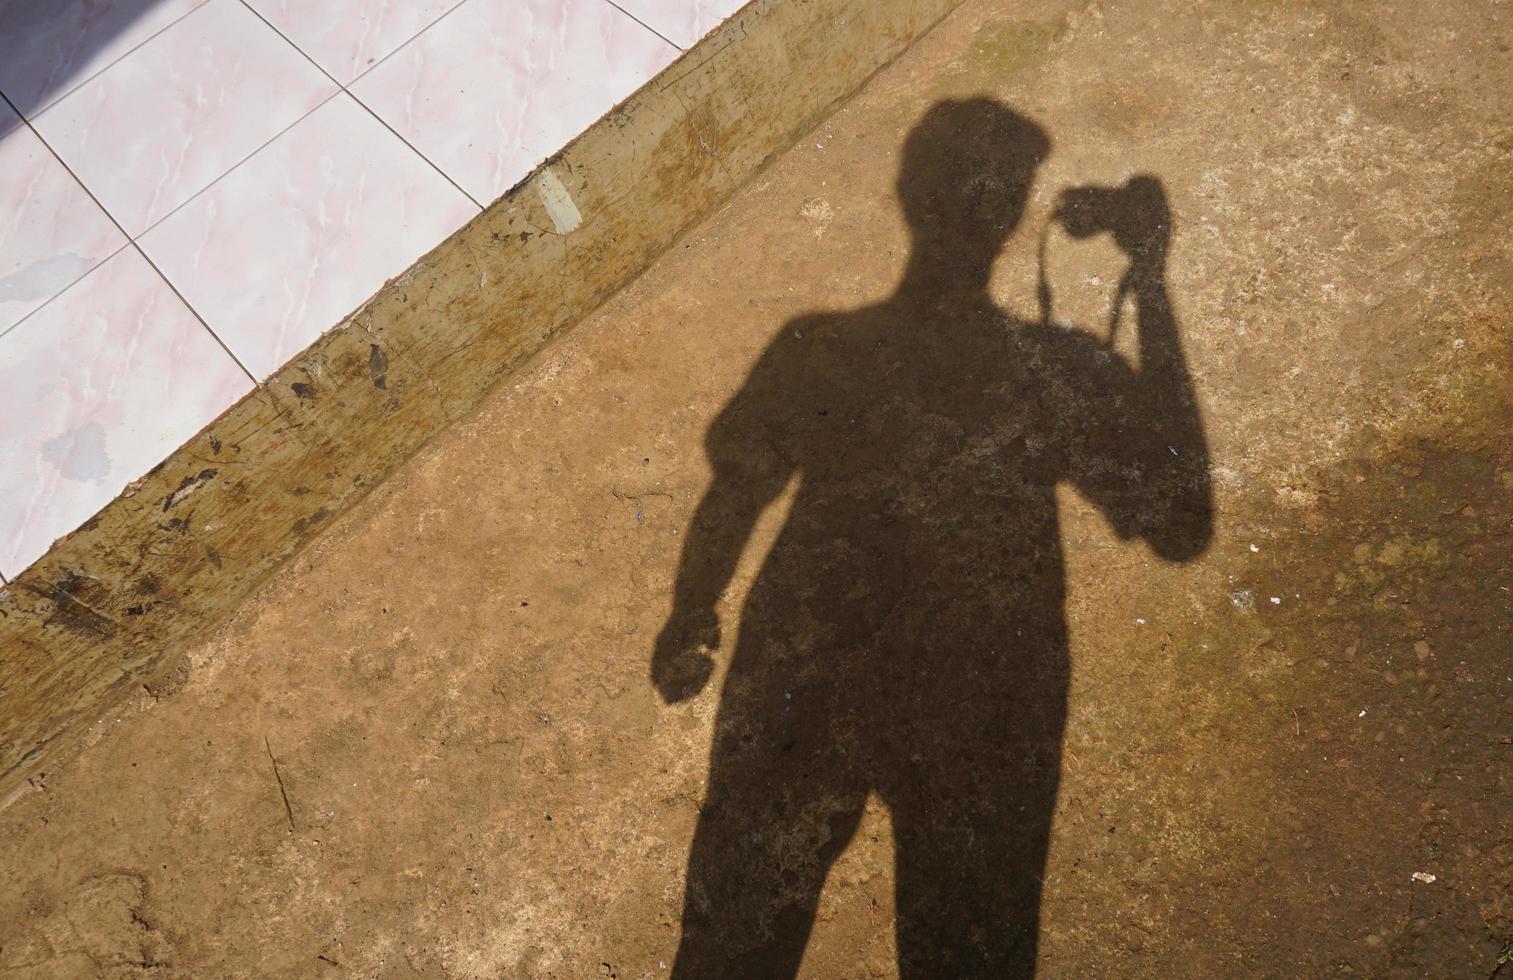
[{"x1": 1036, "y1": 216, "x2": 1132, "y2": 349}]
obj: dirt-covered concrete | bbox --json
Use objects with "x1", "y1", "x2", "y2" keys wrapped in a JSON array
[{"x1": 1, "y1": 0, "x2": 1509, "y2": 976}]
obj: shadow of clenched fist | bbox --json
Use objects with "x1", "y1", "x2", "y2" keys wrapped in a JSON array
[{"x1": 651, "y1": 608, "x2": 721, "y2": 703}]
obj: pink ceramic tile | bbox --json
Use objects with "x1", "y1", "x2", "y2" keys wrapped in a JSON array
[
  {"x1": 141, "y1": 94, "x2": 479, "y2": 380},
  {"x1": 0, "y1": 0, "x2": 208, "y2": 116},
  {"x1": 609, "y1": 0, "x2": 746, "y2": 49},
  {"x1": 351, "y1": 0, "x2": 679, "y2": 205},
  {"x1": 247, "y1": 0, "x2": 466, "y2": 84},
  {"x1": 30, "y1": 0, "x2": 337, "y2": 237},
  {"x1": 0, "y1": 98, "x2": 128, "y2": 333},
  {"x1": 0, "y1": 247, "x2": 251, "y2": 578}
]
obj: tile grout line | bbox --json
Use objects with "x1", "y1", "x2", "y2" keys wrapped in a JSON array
[
  {"x1": 14, "y1": 0, "x2": 214, "y2": 123},
  {"x1": 12, "y1": 0, "x2": 683, "y2": 328},
  {"x1": 0, "y1": 90, "x2": 132, "y2": 342},
  {"x1": 0, "y1": 242, "x2": 131, "y2": 343},
  {"x1": 234, "y1": 0, "x2": 486, "y2": 210},
  {"x1": 345, "y1": 98, "x2": 484, "y2": 210},
  {"x1": 0, "y1": 89, "x2": 131, "y2": 341},
  {"x1": 600, "y1": 0, "x2": 688, "y2": 52},
  {"x1": 345, "y1": 0, "x2": 474, "y2": 88},
  {"x1": 5, "y1": 0, "x2": 696, "y2": 354},
  {"x1": 4, "y1": 1, "x2": 487, "y2": 359},
  {"x1": 1, "y1": 83, "x2": 339, "y2": 349},
  {"x1": 131, "y1": 87, "x2": 345, "y2": 240},
  {"x1": 130, "y1": 240, "x2": 260, "y2": 382},
  {"x1": 0, "y1": 90, "x2": 258, "y2": 383}
]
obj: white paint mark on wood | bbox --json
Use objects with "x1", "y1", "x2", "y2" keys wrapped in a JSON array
[{"x1": 535, "y1": 168, "x2": 583, "y2": 234}]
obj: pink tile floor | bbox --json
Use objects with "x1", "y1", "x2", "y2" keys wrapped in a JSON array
[{"x1": 0, "y1": 0, "x2": 743, "y2": 580}]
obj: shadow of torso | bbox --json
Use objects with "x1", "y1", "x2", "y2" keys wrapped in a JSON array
[{"x1": 731, "y1": 300, "x2": 1080, "y2": 731}]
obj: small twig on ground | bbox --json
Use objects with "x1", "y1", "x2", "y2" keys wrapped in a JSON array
[
  {"x1": 611, "y1": 487, "x2": 674, "y2": 526},
  {"x1": 264, "y1": 736, "x2": 295, "y2": 833}
]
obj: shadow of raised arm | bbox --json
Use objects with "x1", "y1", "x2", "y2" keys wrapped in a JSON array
[{"x1": 1056, "y1": 175, "x2": 1213, "y2": 561}]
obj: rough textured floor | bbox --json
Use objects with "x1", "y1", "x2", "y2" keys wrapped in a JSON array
[{"x1": 2, "y1": 0, "x2": 1510, "y2": 976}]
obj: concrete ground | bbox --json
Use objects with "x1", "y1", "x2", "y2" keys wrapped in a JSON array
[{"x1": 1, "y1": 0, "x2": 1510, "y2": 975}]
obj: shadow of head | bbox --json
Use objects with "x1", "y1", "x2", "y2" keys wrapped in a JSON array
[{"x1": 897, "y1": 99, "x2": 1052, "y2": 263}]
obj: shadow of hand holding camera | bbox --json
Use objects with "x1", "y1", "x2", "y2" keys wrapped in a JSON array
[{"x1": 1057, "y1": 175, "x2": 1171, "y2": 271}]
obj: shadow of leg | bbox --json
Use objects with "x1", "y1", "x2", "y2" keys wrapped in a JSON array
[
  {"x1": 888, "y1": 710, "x2": 1062, "y2": 980},
  {"x1": 672, "y1": 709, "x2": 868, "y2": 978}
]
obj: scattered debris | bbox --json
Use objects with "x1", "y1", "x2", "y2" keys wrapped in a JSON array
[
  {"x1": 1411, "y1": 871, "x2": 1437, "y2": 884},
  {"x1": 799, "y1": 197, "x2": 835, "y2": 237}
]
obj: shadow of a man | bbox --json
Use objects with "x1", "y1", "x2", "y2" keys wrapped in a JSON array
[{"x1": 653, "y1": 99, "x2": 1213, "y2": 977}]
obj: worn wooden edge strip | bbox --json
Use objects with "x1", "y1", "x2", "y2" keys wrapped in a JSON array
[{"x1": 0, "y1": 0, "x2": 964, "y2": 797}]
